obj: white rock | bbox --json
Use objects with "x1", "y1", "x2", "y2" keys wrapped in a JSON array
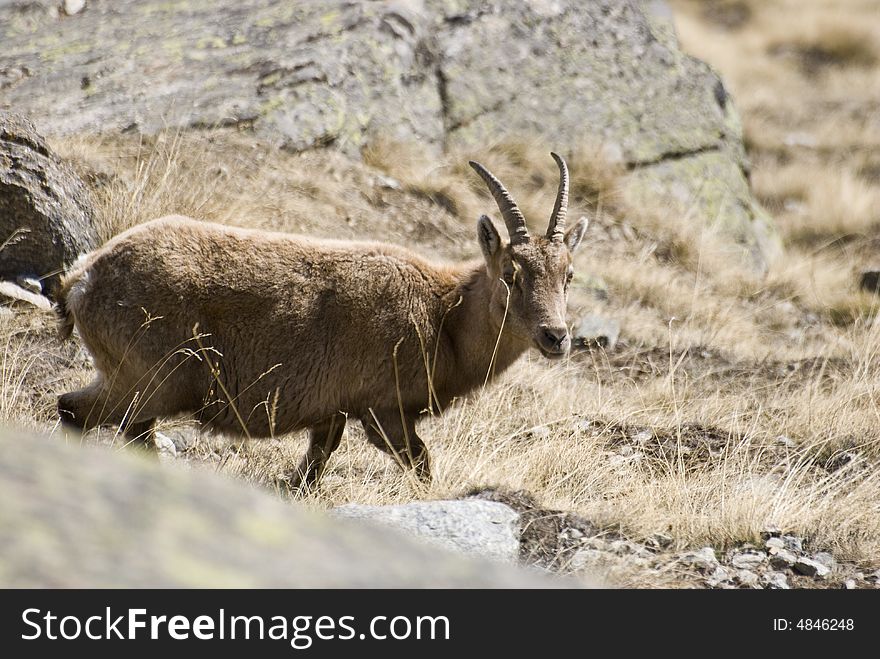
[
  {"x1": 762, "y1": 571, "x2": 790, "y2": 589},
  {"x1": 706, "y1": 566, "x2": 731, "y2": 587},
  {"x1": 633, "y1": 430, "x2": 653, "y2": 445},
  {"x1": 782, "y1": 535, "x2": 803, "y2": 552},
  {"x1": 375, "y1": 174, "x2": 401, "y2": 190},
  {"x1": 769, "y1": 548, "x2": 798, "y2": 570},
  {"x1": 332, "y1": 500, "x2": 521, "y2": 563},
  {"x1": 794, "y1": 557, "x2": 830, "y2": 578},
  {"x1": 813, "y1": 552, "x2": 835, "y2": 569},
  {"x1": 153, "y1": 432, "x2": 178, "y2": 458},
  {"x1": 783, "y1": 132, "x2": 818, "y2": 149},
  {"x1": 765, "y1": 537, "x2": 785, "y2": 551},
  {"x1": 776, "y1": 435, "x2": 798, "y2": 448},
  {"x1": 681, "y1": 546, "x2": 717, "y2": 570},
  {"x1": 0, "y1": 281, "x2": 52, "y2": 311},
  {"x1": 63, "y1": 0, "x2": 86, "y2": 15},
  {"x1": 572, "y1": 314, "x2": 621, "y2": 350},
  {"x1": 16, "y1": 276, "x2": 42, "y2": 295},
  {"x1": 736, "y1": 569, "x2": 759, "y2": 587},
  {"x1": 731, "y1": 552, "x2": 765, "y2": 570},
  {"x1": 525, "y1": 425, "x2": 551, "y2": 441}
]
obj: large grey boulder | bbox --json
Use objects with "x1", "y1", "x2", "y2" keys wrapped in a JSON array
[
  {"x1": 333, "y1": 500, "x2": 521, "y2": 563},
  {"x1": 0, "y1": 111, "x2": 98, "y2": 298},
  {"x1": 0, "y1": 427, "x2": 574, "y2": 587},
  {"x1": 0, "y1": 0, "x2": 779, "y2": 268}
]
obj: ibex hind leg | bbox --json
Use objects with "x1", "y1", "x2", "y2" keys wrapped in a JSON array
[
  {"x1": 58, "y1": 378, "x2": 157, "y2": 453},
  {"x1": 287, "y1": 413, "x2": 347, "y2": 493},
  {"x1": 361, "y1": 413, "x2": 431, "y2": 483},
  {"x1": 120, "y1": 418, "x2": 158, "y2": 453}
]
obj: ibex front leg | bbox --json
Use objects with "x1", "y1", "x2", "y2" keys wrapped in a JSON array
[
  {"x1": 289, "y1": 412, "x2": 346, "y2": 492},
  {"x1": 361, "y1": 412, "x2": 431, "y2": 483}
]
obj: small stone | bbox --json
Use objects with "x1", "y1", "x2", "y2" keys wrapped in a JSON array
[
  {"x1": 783, "y1": 132, "x2": 817, "y2": 149},
  {"x1": 572, "y1": 314, "x2": 621, "y2": 350},
  {"x1": 0, "y1": 281, "x2": 52, "y2": 311},
  {"x1": 706, "y1": 566, "x2": 731, "y2": 587},
  {"x1": 762, "y1": 571, "x2": 790, "y2": 589},
  {"x1": 736, "y1": 569, "x2": 759, "y2": 587},
  {"x1": 793, "y1": 557, "x2": 831, "y2": 578},
  {"x1": 576, "y1": 418, "x2": 594, "y2": 433},
  {"x1": 765, "y1": 537, "x2": 785, "y2": 551},
  {"x1": 844, "y1": 579, "x2": 858, "y2": 590},
  {"x1": 681, "y1": 546, "x2": 717, "y2": 571},
  {"x1": 782, "y1": 535, "x2": 803, "y2": 552},
  {"x1": 16, "y1": 276, "x2": 42, "y2": 295},
  {"x1": 608, "y1": 454, "x2": 628, "y2": 467},
  {"x1": 63, "y1": 0, "x2": 86, "y2": 15},
  {"x1": 813, "y1": 552, "x2": 835, "y2": 570},
  {"x1": 632, "y1": 430, "x2": 653, "y2": 445},
  {"x1": 153, "y1": 432, "x2": 178, "y2": 457},
  {"x1": 375, "y1": 174, "x2": 401, "y2": 190},
  {"x1": 730, "y1": 552, "x2": 765, "y2": 570},
  {"x1": 567, "y1": 528, "x2": 584, "y2": 540},
  {"x1": 776, "y1": 435, "x2": 798, "y2": 448},
  {"x1": 769, "y1": 548, "x2": 798, "y2": 570},
  {"x1": 525, "y1": 425, "x2": 551, "y2": 441}
]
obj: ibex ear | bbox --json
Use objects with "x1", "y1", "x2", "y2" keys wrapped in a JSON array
[
  {"x1": 564, "y1": 216, "x2": 589, "y2": 253},
  {"x1": 477, "y1": 214, "x2": 502, "y2": 263}
]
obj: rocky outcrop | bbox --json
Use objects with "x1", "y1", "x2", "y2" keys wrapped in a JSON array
[
  {"x1": 0, "y1": 427, "x2": 574, "y2": 587},
  {"x1": 0, "y1": 111, "x2": 98, "y2": 298},
  {"x1": 0, "y1": 0, "x2": 779, "y2": 268},
  {"x1": 333, "y1": 500, "x2": 521, "y2": 563}
]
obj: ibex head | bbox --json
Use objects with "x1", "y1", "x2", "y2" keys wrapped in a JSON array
[{"x1": 470, "y1": 153, "x2": 588, "y2": 359}]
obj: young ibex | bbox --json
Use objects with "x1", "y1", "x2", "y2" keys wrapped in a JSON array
[{"x1": 57, "y1": 153, "x2": 588, "y2": 489}]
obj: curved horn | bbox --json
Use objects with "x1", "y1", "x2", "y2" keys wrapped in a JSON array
[
  {"x1": 468, "y1": 160, "x2": 529, "y2": 244},
  {"x1": 547, "y1": 152, "x2": 569, "y2": 242}
]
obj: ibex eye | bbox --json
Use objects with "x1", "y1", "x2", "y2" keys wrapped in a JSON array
[{"x1": 500, "y1": 259, "x2": 522, "y2": 284}]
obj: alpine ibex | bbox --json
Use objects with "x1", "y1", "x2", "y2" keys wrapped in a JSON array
[{"x1": 57, "y1": 153, "x2": 588, "y2": 489}]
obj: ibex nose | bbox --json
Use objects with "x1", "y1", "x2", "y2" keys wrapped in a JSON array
[{"x1": 538, "y1": 325, "x2": 570, "y2": 355}]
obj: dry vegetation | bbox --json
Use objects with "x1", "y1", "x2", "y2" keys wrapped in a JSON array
[{"x1": 2, "y1": 0, "x2": 879, "y2": 588}]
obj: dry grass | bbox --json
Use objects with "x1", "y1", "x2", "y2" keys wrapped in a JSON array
[
  {"x1": 671, "y1": 0, "x2": 880, "y2": 249},
  {"x1": 1, "y1": 121, "x2": 875, "y2": 587},
  {"x1": 2, "y1": 0, "x2": 880, "y2": 586}
]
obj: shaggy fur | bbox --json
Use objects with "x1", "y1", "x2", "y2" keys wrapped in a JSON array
[{"x1": 57, "y1": 161, "x2": 587, "y2": 488}]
